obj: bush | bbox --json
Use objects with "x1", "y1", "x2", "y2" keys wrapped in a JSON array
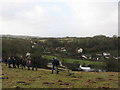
[
  {"x1": 31, "y1": 54, "x2": 49, "y2": 68},
  {"x1": 62, "y1": 62, "x2": 80, "y2": 71},
  {"x1": 105, "y1": 58, "x2": 120, "y2": 72}
]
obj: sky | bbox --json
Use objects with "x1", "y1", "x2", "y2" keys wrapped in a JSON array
[{"x1": 0, "y1": 0, "x2": 119, "y2": 37}]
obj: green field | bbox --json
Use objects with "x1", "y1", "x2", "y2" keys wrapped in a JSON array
[
  {"x1": 43, "y1": 55, "x2": 105, "y2": 66},
  {"x1": 2, "y1": 64, "x2": 118, "y2": 88},
  {"x1": 38, "y1": 40, "x2": 45, "y2": 42}
]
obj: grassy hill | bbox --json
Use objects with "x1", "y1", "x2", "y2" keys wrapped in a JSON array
[{"x1": 1, "y1": 64, "x2": 119, "y2": 89}]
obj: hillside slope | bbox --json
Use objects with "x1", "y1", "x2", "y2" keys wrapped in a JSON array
[{"x1": 2, "y1": 64, "x2": 118, "y2": 88}]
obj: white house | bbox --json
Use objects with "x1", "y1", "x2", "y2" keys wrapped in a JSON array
[
  {"x1": 78, "y1": 48, "x2": 83, "y2": 53},
  {"x1": 61, "y1": 47, "x2": 66, "y2": 51},
  {"x1": 61, "y1": 49, "x2": 67, "y2": 52}
]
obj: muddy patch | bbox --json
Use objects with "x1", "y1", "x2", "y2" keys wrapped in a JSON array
[
  {"x1": 99, "y1": 86, "x2": 110, "y2": 89},
  {"x1": 16, "y1": 81, "x2": 26, "y2": 84},
  {"x1": 59, "y1": 83, "x2": 64, "y2": 85},
  {"x1": 58, "y1": 80, "x2": 62, "y2": 82},
  {"x1": 16, "y1": 81, "x2": 30, "y2": 85},
  {"x1": 43, "y1": 82, "x2": 49, "y2": 84},
  {"x1": 64, "y1": 83, "x2": 70, "y2": 85},
  {"x1": 15, "y1": 86, "x2": 21, "y2": 89},
  {"x1": 108, "y1": 79, "x2": 113, "y2": 80},
  {"x1": 43, "y1": 82, "x2": 54, "y2": 85}
]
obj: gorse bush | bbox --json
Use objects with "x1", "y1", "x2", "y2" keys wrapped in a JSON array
[
  {"x1": 31, "y1": 54, "x2": 49, "y2": 68},
  {"x1": 105, "y1": 58, "x2": 120, "y2": 72}
]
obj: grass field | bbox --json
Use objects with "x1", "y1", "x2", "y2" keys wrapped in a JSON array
[
  {"x1": 38, "y1": 40, "x2": 45, "y2": 42},
  {"x1": 2, "y1": 64, "x2": 118, "y2": 88},
  {"x1": 43, "y1": 55, "x2": 105, "y2": 66}
]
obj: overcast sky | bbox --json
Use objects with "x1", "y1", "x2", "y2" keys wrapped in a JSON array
[{"x1": 0, "y1": 0, "x2": 119, "y2": 37}]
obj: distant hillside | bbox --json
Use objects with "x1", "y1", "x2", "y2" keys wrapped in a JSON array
[{"x1": 1, "y1": 34, "x2": 39, "y2": 39}]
